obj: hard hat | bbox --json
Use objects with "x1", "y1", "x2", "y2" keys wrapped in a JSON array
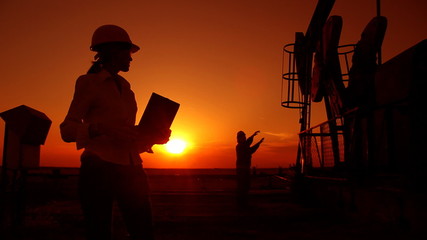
[{"x1": 90, "y1": 24, "x2": 140, "y2": 53}]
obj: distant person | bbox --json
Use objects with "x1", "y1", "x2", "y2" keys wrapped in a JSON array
[
  {"x1": 60, "y1": 25, "x2": 170, "y2": 240},
  {"x1": 235, "y1": 130, "x2": 264, "y2": 208}
]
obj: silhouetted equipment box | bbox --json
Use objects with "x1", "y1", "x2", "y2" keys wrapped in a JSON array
[{"x1": 1, "y1": 105, "x2": 51, "y2": 169}]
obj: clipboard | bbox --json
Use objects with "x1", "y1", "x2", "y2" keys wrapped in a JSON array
[
  {"x1": 139, "y1": 92, "x2": 180, "y2": 129},
  {"x1": 138, "y1": 92, "x2": 180, "y2": 152}
]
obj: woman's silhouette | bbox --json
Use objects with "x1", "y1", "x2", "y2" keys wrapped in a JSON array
[{"x1": 60, "y1": 25, "x2": 170, "y2": 240}]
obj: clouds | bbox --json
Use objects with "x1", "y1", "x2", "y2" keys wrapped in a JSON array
[{"x1": 263, "y1": 131, "x2": 295, "y2": 141}]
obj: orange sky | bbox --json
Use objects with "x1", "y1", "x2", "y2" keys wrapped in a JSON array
[{"x1": 0, "y1": 0, "x2": 426, "y2": 168}]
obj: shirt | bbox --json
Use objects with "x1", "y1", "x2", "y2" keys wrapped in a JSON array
[{"x1": 60, "y1": 69, "x2": 142, "y2": 165}]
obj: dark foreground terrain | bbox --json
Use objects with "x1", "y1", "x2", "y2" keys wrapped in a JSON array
[{"x1": 0, "y1": 168, "x2": 422, "y2": 239}]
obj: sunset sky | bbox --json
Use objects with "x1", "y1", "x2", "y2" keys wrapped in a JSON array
[{"x1": 1, "y1": 0, "x2": 426, "y2": 168}]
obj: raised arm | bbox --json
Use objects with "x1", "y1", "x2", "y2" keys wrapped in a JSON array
[
  {"x1": 246, "y1": 130, "x2": 260, "y2": 145},
  {"x1": 250, "y1": 137, "x2": 264, "y2": 154}
]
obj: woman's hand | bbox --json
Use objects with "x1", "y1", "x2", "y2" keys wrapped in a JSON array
[
  {"x1": 136, "y1": 127, "x2": 171, "y2": 145},
  {"x1": 151, "y1": 128, "x2": 171, "y2": 144},
  {"x1": 90, "y1": 123, "x2": 138, "y2": 142},
  {"x1": 134, "y1": 127, "x2": 172, "y2": 153}
]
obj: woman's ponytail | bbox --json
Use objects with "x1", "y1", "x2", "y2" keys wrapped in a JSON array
[{"x1": 87, "y1": 54, "x2": 103, "y2": 74}]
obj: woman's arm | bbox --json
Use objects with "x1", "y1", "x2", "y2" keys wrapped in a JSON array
[{"x1": 60, "y1": 76, "x2": 93, "y2": 148}]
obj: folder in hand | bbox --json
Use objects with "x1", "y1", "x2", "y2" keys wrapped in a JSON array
[{"x1": 138, "y1": 92, "x2": 180, "y2": 152}]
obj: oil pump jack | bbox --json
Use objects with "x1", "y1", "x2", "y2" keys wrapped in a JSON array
[{"x1": 282, "y1": 0, "x2": 427, "y2": 226}]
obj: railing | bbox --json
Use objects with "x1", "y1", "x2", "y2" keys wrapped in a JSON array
[
  {"x1": 337, "y1": 44, "x2": 356, "y2": 86},
  {"x1": 281, "y1": 43, "x2": 355, "y2": 109},
  {"x1": 298, "y1": 97, "x2": 412, "y2": 175},
  {"x1": 299, "y1": 117, "x2": 345, "y2": 173},
  {"x1": 281, "y1": 43, "x2": 306, "y2": 109}
]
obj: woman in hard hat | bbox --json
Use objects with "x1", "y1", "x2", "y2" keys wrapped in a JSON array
[{"x1": 60, "y1": 25, "x2": 168, "y2": 240}]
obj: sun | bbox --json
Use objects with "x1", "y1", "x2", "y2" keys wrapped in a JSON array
[{"x1": 165, "y1": 139, "x2": 187, "y2": 154}]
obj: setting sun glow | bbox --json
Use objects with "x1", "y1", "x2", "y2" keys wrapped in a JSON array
[{"x1": 165, "y1": 139, "x2": 187, "y2": 154}]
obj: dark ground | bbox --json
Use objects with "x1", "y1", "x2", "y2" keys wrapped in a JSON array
[{"x1": 0, "y1": 168, "x2": 421, "y2": 240}]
